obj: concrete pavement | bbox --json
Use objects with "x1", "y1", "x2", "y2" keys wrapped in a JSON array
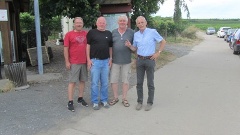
[
  {"x1": 0, "y1": 72, "x2": 62, "y2": 91},
  {"x1": 35, "y1": 34, "x2": 240, "y2": 135}
]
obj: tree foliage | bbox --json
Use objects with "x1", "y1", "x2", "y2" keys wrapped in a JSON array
[
  {"x1": 31, "y1": 0, "x2": 101, "y2": 27},
  {"x1": 131, "y1": 0, "x2": 165, "y2": 29},
  {"x1": 173, "y1": 0, "x2": 190, "y2": 23}
]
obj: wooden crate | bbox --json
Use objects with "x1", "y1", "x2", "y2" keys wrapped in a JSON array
[{"x1": 27, "y1": 46, "x2": 50, "y2": 66}]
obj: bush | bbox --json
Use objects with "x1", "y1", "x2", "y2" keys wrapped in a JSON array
[
  {"x1": 20, "y1": 12, "x2": 35, "y2": 32},
  {"x1": 181, "y1": 26, "x2": 198, "y2": 39}
]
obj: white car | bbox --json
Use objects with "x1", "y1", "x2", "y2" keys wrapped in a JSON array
[{"x1": 217, "y1": 27, "x2": 231, "y2": 38}]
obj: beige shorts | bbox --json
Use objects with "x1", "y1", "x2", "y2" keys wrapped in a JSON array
[
  {"x1": 110, "y1": 63, "x2": 131, "y2": 84},
  {"x1": 69, "y1": 64, "x2": 88, "y2": 82}
]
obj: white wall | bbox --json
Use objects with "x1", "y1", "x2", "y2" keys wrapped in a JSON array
[{"x1": 61, "y1": 17, "x2": 74, "y2": 39}]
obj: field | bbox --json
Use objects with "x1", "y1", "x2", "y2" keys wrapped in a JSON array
[{"x1": 187, "y1": 19, "x2": 240, "y2": 31}]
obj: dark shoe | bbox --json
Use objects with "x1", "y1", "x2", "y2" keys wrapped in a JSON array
[
  {"x1": 145, "y1": 104, "x2": 152, "y2": 111},
  {"x1": 78, "y1": 98, "x2": 89, "y2": 107},
  {"x1": 136, "y1": 103, "x2": 142, "y2": 111},
  {"x1": 67, "y1": 101, "x2": 75, "y2": 112}
]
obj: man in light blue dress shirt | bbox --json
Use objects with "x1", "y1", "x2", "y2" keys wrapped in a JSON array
[{"x1": 125, "y1": 16, "x2": 166, "y2": 111}]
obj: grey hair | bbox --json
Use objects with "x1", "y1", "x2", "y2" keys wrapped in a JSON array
[
  {"x1": 73, "y1": 17, "x2": 83, "y2": 23},
  {"x1": 135, "y1": 16, "x2": 146, "y2": 23},
  {"x1": 118, "y1": 15, "x2": 128, "y2": 23}
]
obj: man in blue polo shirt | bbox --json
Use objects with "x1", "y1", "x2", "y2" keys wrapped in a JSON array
[{"x1": 126, "y1": 16, "x2": 166, "y2": 111}]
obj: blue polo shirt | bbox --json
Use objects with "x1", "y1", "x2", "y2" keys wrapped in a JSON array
[{"x1": 133, "y1": 28, "x2": 163, "y2": 56}]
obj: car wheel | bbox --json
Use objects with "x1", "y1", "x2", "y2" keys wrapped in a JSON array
[
  {"x1": 233, "y1": 47, "x2": 238, "y2": 54},
  {"x1": 229, "y1": 42, "x2": 233, "y2": 49}
]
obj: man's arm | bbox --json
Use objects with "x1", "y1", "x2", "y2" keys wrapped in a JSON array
[
  {"x1": 86, "y1": 44, "x2": 92, "y2": 70},
  {"x1": 157, "y1": 39, "x2": 166, "y2": 53},
  {"x1": 125, "y1": 39, "x2": 137, "y2": 51},
  {"x1": 150, "y1": 39, "x2": 166, "y2": 60},
  {"x1": 63, "y1": 47, "x2": 70, "y2": 69},
  {"x1": 109, "y1": 47, "x2": 113, "y2": 67}
]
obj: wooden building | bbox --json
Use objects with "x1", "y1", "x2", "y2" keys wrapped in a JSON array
[
  {"x1": 94, "y1": 0, "x2": 132, "y2": 31},
  {"x1": 62, "y1": 0, "x2": 132, "y2": 37},
  {"x1": 0, "y1": 0, "x2": 29, "y2": 64}
]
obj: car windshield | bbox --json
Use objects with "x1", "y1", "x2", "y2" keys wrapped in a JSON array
[
  {"x1": 223, "y1": 28, "x2": 231, "y2": 31},
  {"x1": 208, "y1": 27, "x2": 215, "y2": 30},
  {"x1": 228, "y1": 29, "x2": 236, "y2": 35}
]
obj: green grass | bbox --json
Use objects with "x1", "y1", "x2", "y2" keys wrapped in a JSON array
[{"x1": 186, "y1": 19, "x2": 240, "y2": 31}]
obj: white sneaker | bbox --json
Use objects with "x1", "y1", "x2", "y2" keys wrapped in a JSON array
[{"x1": 93, "y1": 103, "x2": 99, "y2": 110}]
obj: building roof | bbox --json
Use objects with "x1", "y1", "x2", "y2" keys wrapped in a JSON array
[{"x1": 94, "y1": 0, "x2": 131, "y2": 5}]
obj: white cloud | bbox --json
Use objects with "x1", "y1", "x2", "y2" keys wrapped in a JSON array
[{"x1": 155, "y1": 0, "x2": 240, "y2": 19}]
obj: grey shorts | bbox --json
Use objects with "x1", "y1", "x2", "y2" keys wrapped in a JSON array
[
  {"x1": 69, "y1": 64, "x2": 88, "y2": 82},
  {"x1": 110, "y1": 63, "x2": 131, "y2": 84}
]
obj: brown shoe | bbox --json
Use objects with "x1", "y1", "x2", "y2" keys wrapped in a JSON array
[
  {"x1": 122, "y1": 99, "x2": 130, "y2": 107},
  {"x1": 109, "y1": 98, "x2": 119, "y2": 106}
]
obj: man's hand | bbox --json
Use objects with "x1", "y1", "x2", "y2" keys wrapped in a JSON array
[
  {"x1": 87, "y1": 60, "x2": 93, "y2": 71},
  {"x1": 65, "y1": 62, "x2": 71, "y2": 70}
]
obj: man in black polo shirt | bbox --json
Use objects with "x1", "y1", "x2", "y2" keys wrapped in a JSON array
[{"x1": 86, "y1": 16, "x2": 113, "y2": 110}]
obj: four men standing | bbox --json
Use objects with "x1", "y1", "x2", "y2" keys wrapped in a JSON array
[{"x1": 64, "y1": 15, "x2": 165, "y2": 111}]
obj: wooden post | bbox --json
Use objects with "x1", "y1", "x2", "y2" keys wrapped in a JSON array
[{"x1": 0, "y1": 0, "x2": 13, "y2": 64}]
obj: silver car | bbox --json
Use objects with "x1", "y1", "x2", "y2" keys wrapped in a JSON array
[
  {"x1": 206, "y1": 27, "x2": 216, "y2": 35},
  {"x1": 232, "y1": 29, "x2": 240, "y2": 54}
]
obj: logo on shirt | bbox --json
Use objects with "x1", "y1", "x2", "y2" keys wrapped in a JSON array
[{"x1": 76, "y1": 36, "x2": 85, "y2": 44}]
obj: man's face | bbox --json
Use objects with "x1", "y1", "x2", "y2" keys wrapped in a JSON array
[
  {"x1": 118, "y1": 18, "x2": 128, "y2": 29},
  {"x1": 96, "y1": 17, "x2": 106, "y2": 31},
  {"x1": 74, "y1": 18, "x2": 83, "y2": 31},
  {"x1": 136, "y1": 17, "x2": 147, "y2": 31}
]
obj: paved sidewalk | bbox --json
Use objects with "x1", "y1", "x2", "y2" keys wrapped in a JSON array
[
  {"x1": 36, "y1": 35, "x2": 240, "y2": 135},
  {"x1": 0, "y1": 72, "x2": 62, "y2": 91}
]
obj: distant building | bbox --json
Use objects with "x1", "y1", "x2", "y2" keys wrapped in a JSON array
[{"x1": 61, "y1": 0, "x2": 132, "y2": 38}]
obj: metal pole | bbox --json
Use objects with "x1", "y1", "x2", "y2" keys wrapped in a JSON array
[{"x1": 34, "y1": 0, "x2": 43, "y2": 74}]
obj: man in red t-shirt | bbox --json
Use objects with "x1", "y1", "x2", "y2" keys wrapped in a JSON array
[{"x1": 64, "y1": 17, "x2": 88, "y2": 112}]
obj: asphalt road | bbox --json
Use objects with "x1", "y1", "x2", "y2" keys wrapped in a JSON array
[{"x1": 1, "y1": 33, "x2": 240, "y2": 135}]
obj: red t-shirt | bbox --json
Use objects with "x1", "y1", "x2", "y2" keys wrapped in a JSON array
[{"x1": 64, "y1": 30, "x2": 87, "y2": 64}]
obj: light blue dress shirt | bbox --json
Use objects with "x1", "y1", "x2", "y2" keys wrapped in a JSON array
[{"x1": 133, "y1": 28, "x2": 163, "y2": 56}]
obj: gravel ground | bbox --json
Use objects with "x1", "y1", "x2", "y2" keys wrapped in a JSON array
[{"x1": 0, "y1": 32, "x2": 202, "y2": 135}]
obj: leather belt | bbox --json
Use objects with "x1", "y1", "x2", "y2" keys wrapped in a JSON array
[
  {"x1": 92, "y1": 58, "x2": 108, "y2": 60},
  {"x1": 138, "y1": 55, "x2": 152, "y2": 59}
]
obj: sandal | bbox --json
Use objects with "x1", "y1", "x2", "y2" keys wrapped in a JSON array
[
  {"x1": 109, "y1": 98, "x2": 119, "y2": 106},
  {"x1": 122, "y1": 99, "x2": 130, "y2": 107}
]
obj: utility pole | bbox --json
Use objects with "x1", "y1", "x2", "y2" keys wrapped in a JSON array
[{"x1": 34, "y1": 0, "x2": 43, "y2": 74}]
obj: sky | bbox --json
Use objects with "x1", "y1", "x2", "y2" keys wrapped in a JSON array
[{"x1": 155, "y1": 0, "x2": 239, "y2": 19}]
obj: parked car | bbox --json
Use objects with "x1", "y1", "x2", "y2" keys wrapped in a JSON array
[
  {"x1": 231, "y1": 29, "x2": 240, "y2": 54},
  {"x1": 206, "y1": 27, "x2": 216, "y2": 35},
  {"x1": 224, "y1": 29, "x2": 236, "y2": 42},
  {"x1": 228, "y1": 29, "x2": 238, "y2": 49},
  {"x1": 217, "y1": 27, "x2": 231, "y2": 38}
]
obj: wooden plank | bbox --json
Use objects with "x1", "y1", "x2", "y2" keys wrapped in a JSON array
[{"x1": 27, "y1": 46, "x2": 50, "y2": 66}]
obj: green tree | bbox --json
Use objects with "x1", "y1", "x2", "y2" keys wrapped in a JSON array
[
  {"x1": 173, "y1": 0, "x2": 190, "y2": 22},
  {"x1": 173, "y1": 0, "x2": 190, "y2": 37},
  {"x1": 20, "y1": 12, "x2": 35, "y2": 32},
  {"x1": 131, "y1": 0, "x2": 165, "y2": 29},
  {"x1": 30, "y1": 0, "x2": 100, "y2": 27}
]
